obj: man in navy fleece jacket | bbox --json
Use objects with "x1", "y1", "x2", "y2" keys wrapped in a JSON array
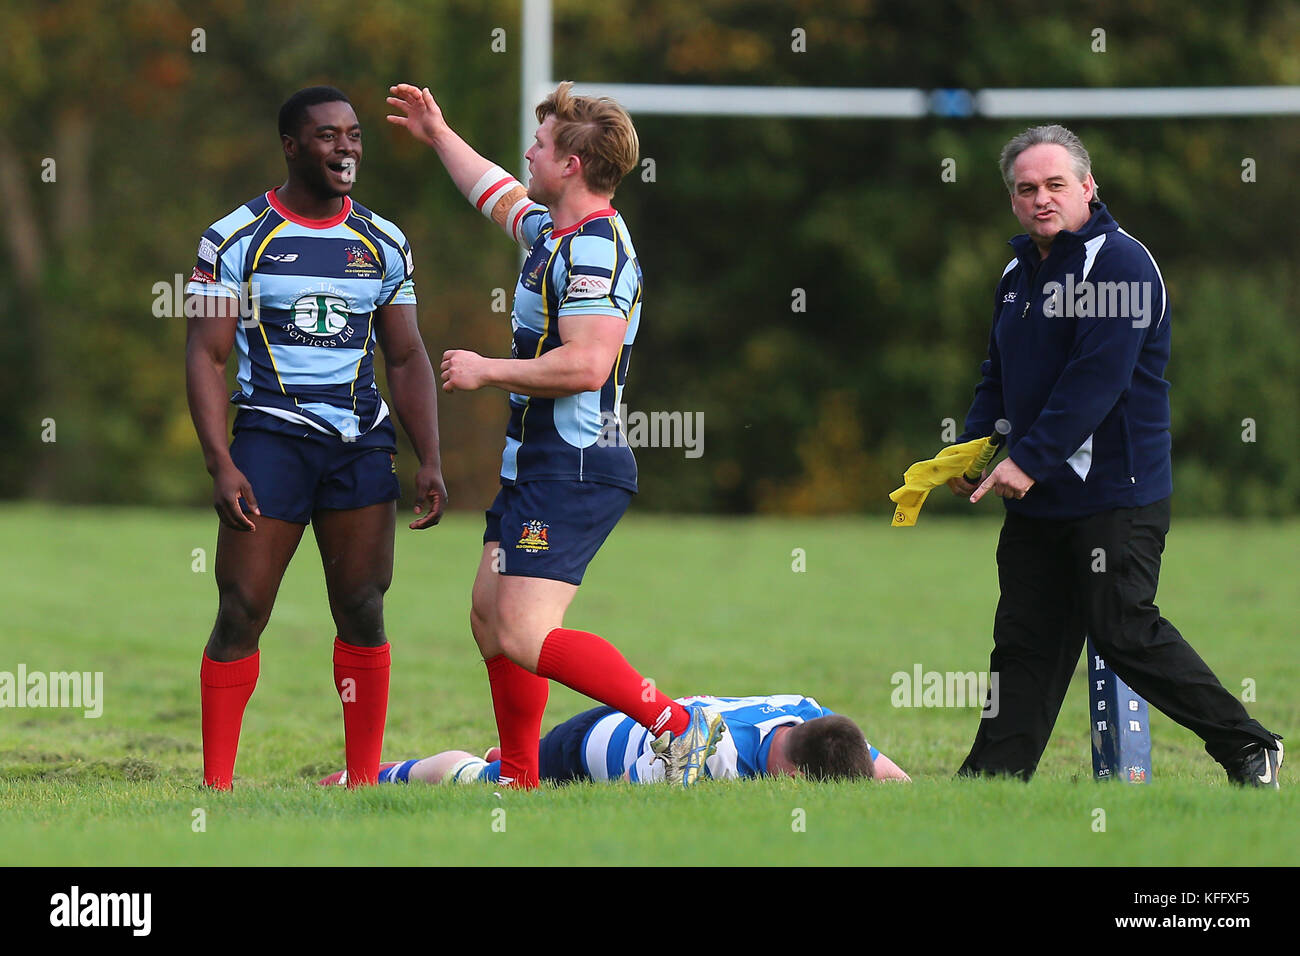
[{"x1": 949, "y1": 125, "x2": 1281, "y2": 787}]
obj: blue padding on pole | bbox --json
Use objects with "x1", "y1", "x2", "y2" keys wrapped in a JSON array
[{"x1": 1088, "y1": 638, "x2": 1153, "y2": 783}]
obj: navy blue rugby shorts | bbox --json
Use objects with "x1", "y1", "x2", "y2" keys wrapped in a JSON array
[
  {"x1": 483, "y1": 480, "x2": 632, "y2": 586},
  {"x1": 230, "y1": 427, "x2": 400, "y2": 524}
]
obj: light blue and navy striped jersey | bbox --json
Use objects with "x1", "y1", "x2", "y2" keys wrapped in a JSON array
[
  {"x1": 582, "y1": 695, "x2": 884, "y2": 782},
  {"x1": 186, "y1": 190, "x2": 416, "y2": 444},
  {"x1": 502, "y1": 205, "x2": 641, "y2": 490}
]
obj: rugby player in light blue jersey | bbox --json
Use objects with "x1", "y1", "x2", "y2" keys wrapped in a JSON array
[
  {"x1": 385, "y1": 82, "x2": 725, "y2": 789},
  {"x1": 185, "y1": 86, "x2": 446, "y2": 790},
  {"x1": 319, "y1": 695, "x2": 910, "y2": 787}
]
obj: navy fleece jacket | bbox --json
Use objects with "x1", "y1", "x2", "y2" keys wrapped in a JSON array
[{"x1": 959, "y1": 202, "x2": 1172, "y2": 519}]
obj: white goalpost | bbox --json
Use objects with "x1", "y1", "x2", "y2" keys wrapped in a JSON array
[{"x1": 519, "y1": 0, "x2": 1300, "y2": 172}]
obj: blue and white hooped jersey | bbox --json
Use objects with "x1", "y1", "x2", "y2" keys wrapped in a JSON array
[
  {"x1": 501, "y1": 205, "x2": 641, "y2": 490},
  {"x1": 186, "y1": 191, "x2": 416, "y2": 444},
  {"x1": 581, "y1": 694, "x2": 884, "y2": 783}
]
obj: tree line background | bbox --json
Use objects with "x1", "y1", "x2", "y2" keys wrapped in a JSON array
[{"x1": 2, "y1": 0, "x2": 1297, "y2": 517}]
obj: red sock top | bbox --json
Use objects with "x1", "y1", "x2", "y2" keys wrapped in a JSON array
[
  {"x1": 200, "y1": 651, "x2": 260, "y2": 687},
  {"x1": 333, "y1": 638, "x2": 390, "y2": 668}
]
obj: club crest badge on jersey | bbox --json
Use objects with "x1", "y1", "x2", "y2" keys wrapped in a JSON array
[
  {"x1": 344, "y1": 245, "x2": 380, "y2": 276},
  {"x1": 521, "y1": 250, "x2": 549, "y2": 292},
  {"x1": 517, "y1": 520, "x2": 550, "y2": 552}
]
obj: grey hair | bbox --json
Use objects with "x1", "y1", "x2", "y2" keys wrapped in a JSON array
[{"x1": 999, "y1": 124, "x2": 1096, "y2": 196}]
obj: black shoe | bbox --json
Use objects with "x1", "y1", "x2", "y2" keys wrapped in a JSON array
[{"x1": 1224, "y1": 733, "x2": 1283, "y2": 789}]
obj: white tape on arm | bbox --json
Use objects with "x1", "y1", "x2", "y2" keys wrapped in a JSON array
[
  {"x1": 467, "y1": 162, "x2": 522, "y2": 213},
  {"x1": 504, "y1": 197, "x2": 535, "y2": 244},
  {"x1": 469, "y1": 166, "x2": 513, "y2": 209}
]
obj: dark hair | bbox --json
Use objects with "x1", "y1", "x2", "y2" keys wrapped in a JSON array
[
  {"x1": 279, "y1": 86, "x2": 352, "y2": 139},
  {"x1": 785, "y1": 715, "x2": 875, "y2": 781}
]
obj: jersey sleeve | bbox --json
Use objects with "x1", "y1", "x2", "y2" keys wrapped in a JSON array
[
  {"x1": 365, "y1": 211, "x2": 417, "y2": 306},
  {"x1": 185, "y1": 226, "x2": 243, "y2": 299},
  {"x1": 557, "y1": 233, "x2": 636, "y2": 320},
  {"x1": 958, "y1": 267, "x2": 1013, "y2": 444},
  {"x1": 516, "y1": 205, "x2": 549, "y2": 249}
]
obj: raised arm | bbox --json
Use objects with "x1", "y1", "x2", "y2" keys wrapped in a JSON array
[{"x1": 386, "y1": 83, "x2": 539, "y2": 246}]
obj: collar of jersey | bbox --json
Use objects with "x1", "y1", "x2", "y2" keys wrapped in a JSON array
[
  {"x1": 756, "y1": 724, "x2": 783, "y2": 775},
  {"x1": 549, "y1": 206, "x2": 616, "y2": 239},
  {"x1": 265, "y1": 189, "x2": 353, "y2": 229}
]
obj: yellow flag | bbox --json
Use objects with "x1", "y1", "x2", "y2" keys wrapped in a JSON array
[{"x1": 889, "y1": 437, "x2": 993, "y2": 527}]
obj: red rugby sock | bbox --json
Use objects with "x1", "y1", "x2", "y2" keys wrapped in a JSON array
[
  {"x1": 536, "y1": 628, "x2": 689, "y2": 736},
  {"x1": 200, "y1": 651, "x2": 260, "y2": 790},
  {"x1": 333, "y1": 638, "x2": 390, "y2": 788},
  {"x1": 485, "y1": 654, "x2": 548, "y2": 789}
]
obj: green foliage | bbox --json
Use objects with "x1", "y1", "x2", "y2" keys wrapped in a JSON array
[{"x1": 2, "y1": 1, "x2": 1297, "y2": 514}]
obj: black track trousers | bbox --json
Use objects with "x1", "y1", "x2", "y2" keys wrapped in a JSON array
[{"x1": 958, "y1": 498, "x2": 1275, "y2": 779}]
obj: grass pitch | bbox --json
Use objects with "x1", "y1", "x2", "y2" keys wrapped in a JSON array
[{"x1": 0, "y1": 504, "x2": 1295, "y2": 866}]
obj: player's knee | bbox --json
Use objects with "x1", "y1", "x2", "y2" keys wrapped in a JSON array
[
  {"x1": 469, "y1": 600, "x2": 493, "y2": 643},
  {"x1": 1091, "y1": 619, "x2": 1158, "y2": 662},
  {"x1": 991, "y1": 607, "x2": 1082, "y2": 657},
  {"x1": 213, "y1": 585, "x2": 273, "y2": 645},
  {"x1": 488, "y1": 588, "x2": 547, "y2": 665},
  {"x1": 331, "y1": 585, "x2": 385, "y2": 636},
  {"x1": 494, "y1": 625, "x2": 538, "y2": 668}
]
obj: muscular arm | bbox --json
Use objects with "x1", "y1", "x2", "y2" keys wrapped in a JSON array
[
  {"x1": 441, "y1": 312, "x2": 627, "y2": 399},
  {"x1": 386, "y1": 84, "x2": 535, "y2": 244},
  {"x1": 375, "y1": 303, "x2": 447, "y2": 528},
  {"x1": 184, "y1": 295, "x2": 258, "y2": 529}
]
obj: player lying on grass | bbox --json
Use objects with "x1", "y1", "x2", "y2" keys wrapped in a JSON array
[{"x1": 320, "y1": 694, "x2": 910, "y2": 786}]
